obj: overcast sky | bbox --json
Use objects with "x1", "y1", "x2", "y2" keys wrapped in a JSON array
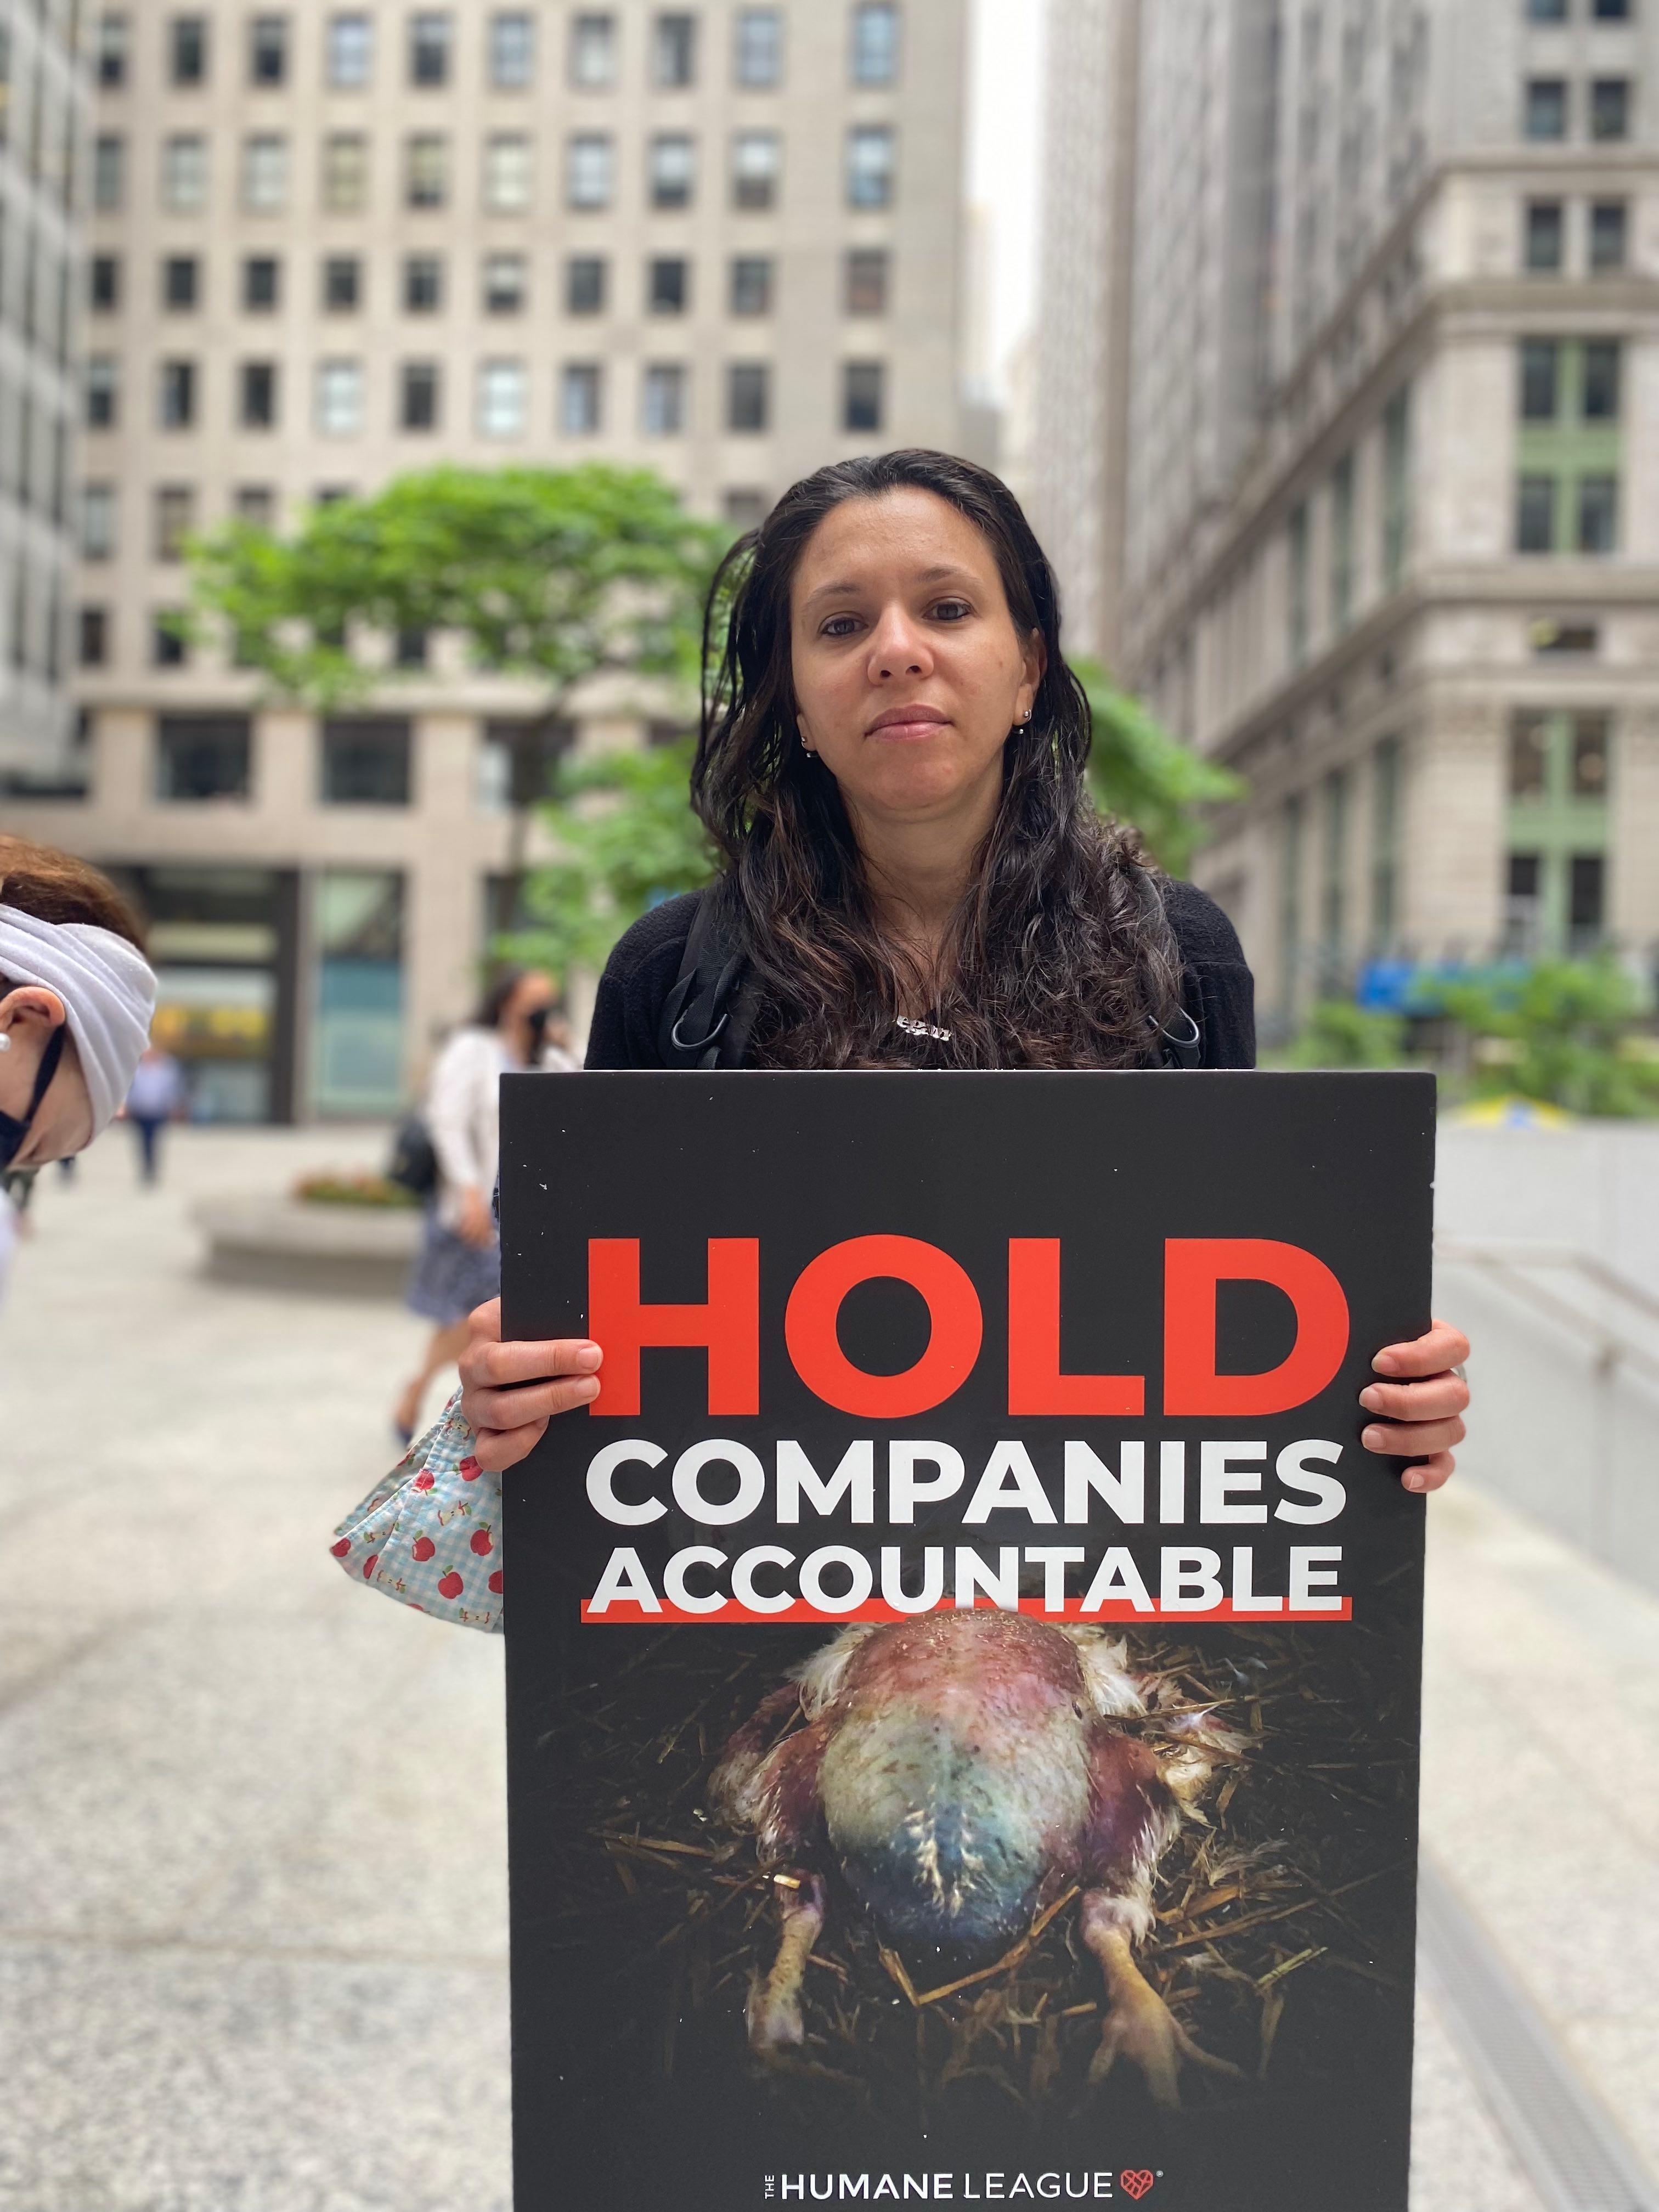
[{"x1": 966, "y1": 0, "x2": 1049, "y2": 399}]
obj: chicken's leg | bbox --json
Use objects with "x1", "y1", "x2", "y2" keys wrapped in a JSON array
[
  {"x1": 1080, "y1": 1889, "x2": 1242, "y2": 2108},
  {"x1": 747, "y1": 1871, "x2": 826, "y2": 2055}
]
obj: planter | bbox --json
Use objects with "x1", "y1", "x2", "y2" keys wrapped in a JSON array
[{"x1": 194, "y1": 1194, "x2": 421, "y2": 1298}]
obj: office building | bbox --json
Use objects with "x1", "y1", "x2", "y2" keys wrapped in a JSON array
[
  {"x1": 7, "y1": 0, "x2": 967, "y2": 1116},
  {"x1": 1036, "y1": 0, "x2": 1659, "y2": 1035}
]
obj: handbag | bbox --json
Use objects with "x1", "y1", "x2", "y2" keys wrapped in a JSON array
[{"x1": 386, "y1": 1111, "x2": 439, "y2": 1197}]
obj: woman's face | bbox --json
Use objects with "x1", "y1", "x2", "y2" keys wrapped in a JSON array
[
  {"x1": 789, "y1": 488, "x2": 1045, "y2": 844},
  {"x1": 0, "y1": 987, "x2": 94, "y2": 1167}
]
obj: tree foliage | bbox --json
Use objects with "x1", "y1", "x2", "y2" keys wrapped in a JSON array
[
  {"x1": 1429, "y1": 958, "x2": 1659, "y2": 1117},
  {"x1": 185, "y1": 463, "x2": 727, "y2": 707},
  {"x1": 1286, "y1": 1000, "x2": 1407, "y2": 1069},
  {"x1": 1071, "y1": 659, "x2": 1246, "y2": 877}
]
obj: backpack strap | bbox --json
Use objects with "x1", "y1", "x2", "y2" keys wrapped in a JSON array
[{"x1": 657, "y1": 889, "x2": 760, "y2": 1070}]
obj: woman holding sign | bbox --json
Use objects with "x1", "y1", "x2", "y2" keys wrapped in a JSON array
[{"x1": 334, "y1": 450, "x2": 1468, "y2": 1613}]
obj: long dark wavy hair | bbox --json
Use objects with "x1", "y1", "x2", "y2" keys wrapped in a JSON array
[{"x1": 693, "y1": 449, "x2": 1182, "y2": 1068}]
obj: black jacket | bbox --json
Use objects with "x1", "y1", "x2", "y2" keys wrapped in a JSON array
[{"x1": 584, "y1": 881, "x2": 1256, "y2": 1071}]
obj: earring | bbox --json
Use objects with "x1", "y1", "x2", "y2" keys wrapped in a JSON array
[{"x1": 800, "y1": 734, "x2": 814, "y2": 754}]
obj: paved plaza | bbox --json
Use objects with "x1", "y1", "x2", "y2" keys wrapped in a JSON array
[{"x1": 2, "y1": 1125, "x2": 1656, "y2": 2210}]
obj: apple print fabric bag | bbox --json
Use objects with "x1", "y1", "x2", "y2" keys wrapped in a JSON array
[{"x1": 329, "y1": 1386, "x2": 504, "y2": 1632}]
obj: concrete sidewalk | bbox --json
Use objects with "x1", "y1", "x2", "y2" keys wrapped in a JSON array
[{"x1": 1, "y1": 1126, "x2": 1653, "y2": 2210}]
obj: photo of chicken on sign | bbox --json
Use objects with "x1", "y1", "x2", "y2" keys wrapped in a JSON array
[{"x1": 498, "y1": 1070, "x2": 1435, "y2": 2212}]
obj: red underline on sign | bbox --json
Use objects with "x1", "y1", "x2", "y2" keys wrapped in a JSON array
[{"x1": 578, "y1": 1596, "x2": 1354, "y2": 1626}]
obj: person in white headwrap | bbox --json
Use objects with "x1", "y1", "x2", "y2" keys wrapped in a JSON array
[{"x1": 0, "y1": 836, "x2": 156, "y2": 1183}]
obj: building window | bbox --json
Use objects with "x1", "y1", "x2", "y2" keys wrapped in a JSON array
[
  {"x1": 1524, "y1": 78, "x2": 1567, "y2": 139},
  {"x1": 80, "y1": 482, "x2": 116, "y2": 559},
  {"x1": 322, "y1": 255, "x2": 362, "y2": 313},
  {"x1": 159, "y1": 359, "x2": 197, "y2": 429},
  {"x1": 242, "y1": 133, "x2": 288, "y2": 212},
  {"x1": 315, "y1": 359, "x2": 363, "y2": 435},
  {"x1": 157, "y1": 716, "x2": 259, "y2": 798},
  {"x1": 1590, "y1": 78, "x2": 1631, "y2": 139},
  {"x1": 736, "y1": 8, "x2": 782, "y2": 86},
  {"x1": 1520, "y1": 337, "x2": 1559, "y2": 420},
  {"x1": 323, "y1": 132, "x2": 368, "y2": 212},
  {"x1": 91, "y1": 255, "x2": 121, "y2": 313},
  {"x1": 727, "y1": 361, "x2": 770, "y2": 432},
  {"x1": 568, "y1": 134, "x2": 613, "y2": 209},
  {"x1": 1370, "y1": 737, "x2": 1401, "y2": 951},
  {"x1": 328, "y1": 13, "x2": 371, "y2": 87},
  {"x1": 477, "y1": 359, "x2": 527, "y2": 437},
  {"x1": 243, "y1": 255, "x2": 281, "y2": 311},
  {"x1": 1279, "y1": 794, "x2": 1304, "y2": 1015},
  {"x1": 561, "y1": 256, "x2": 605, "y2": 315},
  {"x1": 1509, "y1": 714, "x2": 1548, "y2": 800},
  {"x1": 1578, "y1": 473, "x2": 1618, "y2": 552},
  {"x1": 1590, "y1": 201, "x2": 1628, "y2": 272},
  {"x1": 249, "y1": 14, "x2": 287, "y2": 85},
  {"x1": 1593, "y1": 0, "x2": 1632, "y2": 15},
  {"x1": 1319, "y1": 768, "x2": 1348, "y2": 978},
  {"x1": 86, "y1": 357, "x2": 120, "y2": 430},
  {"x1": 1526, "y1": 0, "x2": 1566, "y2": 18},
  {"x1": 1516, "y1": 474, "x2": 1557, "y2": 551},
  {"x1": 170, "y1": 14, "x2": 209, "y2": 86},
  {"x1": 843, "y1": 360, "x2": 884, "y2": 433},
  {"x1": 1288, "y1": 501, "x2": 1309, "y2": 665},
  {"x1": 93, "y1": 133, "x2": 125, "y2": 210},
  {"x1": 154, "y1": 484, "x2": 195, "y2": 561},
  {"x1": 321, "y1": 718, "x2": 411, "y2": 805},
  {"x1": 642, "y1": 362, "x2": 687, "y2": 434},
  {"x1": 484, "y1": 134, "x2": 532, "y2": 212},
  {"x1": 1524, "y1": 201, "x2": 1564, "y2": 273},
  {"x1": 649, "y1": 256, "x2": 689, "y2": 313},
  {"x1": 1330, "y1": 452, "x2": 1355, "y2": 630},
  {"x1": 730, "y1": 255, "x2": 772, "y2": 315},
  {"x1": 404, "y1": 255, "x2": 443, "y2": 312},
  {"x1": 723, "y1": 488, "x2": 768, "y2": 528},
  {"x1": 394, "y1": 628, "x2": 428, "y2": 669},
  {"x1": 851, "y1": 1, "x2": 900, "y2": 84},
  {"x1": 97, "y1": 13, "x2": 128, "y2": 88},
  {"x1": 235, "y1": 486, "x2": 275, "y2": 527},
  {"x1": 490, "y1": 11, "x2": 534, "y2": 87},
  {"x1": 732, "y1": 131, "x2": 779, "y2": 210},
  {"x1": 1381, "y1": 386, "x2": 1411, "y2": 591},
  {"x1": 570, "y1": 12, "x2": 616, "y2": 87},
  {"x1": 405, "y1": 134, "x2": 449, "y2": 208},
  {"x1": 483, "y1": 252, "x2": 527, "y2": 314},
  {"x1": 650, "y1": 133, "x2": 695, "y2": 208},
  {"x1": 239, "y1": 360, "x2": 278, "y2": 428},
  {"x1": 845, "y1": 246, "x2": 889, "y2": 314},
  {"x1": 847, "y1": 124, "x2": 895, "y2": 208},
  {"x1": 558, "y1": 363, "x2": 601, "y2": 434},
  {"x1": 409, "y1": 11, "x2": 451, "y2": 86},
  {"x1": 1582, "y1": 338, "x2": 1621, "y2": 420},
  {"x1": 79, "y1": 606, "x2": 109, "y2": 668},
  {"x1": 162, "y1": 255, "x2": 200, "y2": 312},
  {"x1": 400, "y1": 362, "x2": 440, "y2": 430},
  {"x1": 654, "y1": 12, "x2": 697, "y2": 86},
  {"x1": 161, "y1": 133, "x2": 206, "y2": 212}
]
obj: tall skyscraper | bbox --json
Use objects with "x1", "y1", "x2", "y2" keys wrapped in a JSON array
[
  {"x1": 8, "y1": 0, "x2": 968, "y2": 1119},
  {"x1": 1036, "y1": 0, "x2": 1659, "y2": 1035},
  {"x1": 0, "y1": 1, "x2": 93, "y2": 787}
]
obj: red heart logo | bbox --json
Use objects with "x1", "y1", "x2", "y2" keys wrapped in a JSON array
[{"x1": 1120, "y1": 2176, "x2": 1155, "y2": 2203}]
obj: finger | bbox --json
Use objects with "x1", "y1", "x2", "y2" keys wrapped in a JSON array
[
  {"x1": 461, "y1": 1334, "x2": 602, "y2": 1390},
  {"x1": 1372, "y1": 1320, "x2": 1470, "y2": 1378},
  {"x1": 463, "y1": 1372, "x2": 601, "y2": 1432},
  {"x1": 1361, "y1": 1414, "x2": 1466, "y2": 1458},
  {"x1": 471, "y1": 1415, "x2": 551, "y2": 1475},
  {"x1": 1358, "y1": 1374, "x2": 1469, "y2": 1422},
  {"x1": 1400, "y1": 1451, "x2": 1455, "y2": 1495},
  {"x1": 467, "y1": 1297, "x2": 503, "y2": 1342}
]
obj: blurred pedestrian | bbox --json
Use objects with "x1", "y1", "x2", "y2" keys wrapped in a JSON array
[
  {"x1": 392, "y1": 967, "x2": 577, "y2": 1441},
  {"x1": 0, "y1": 836, "x2": 157, "y2": 1305},
  {"x1": 122, "y1": 1043, "x2": 188, "y2": 1184}
]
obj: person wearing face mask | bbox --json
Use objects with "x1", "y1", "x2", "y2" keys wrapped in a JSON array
[
  {"x1": 0, "y1": 837, "x2": 157, "y2": 1306},
  {"x1": 393, "y1": 966, "x2": 575, "y2": 1442}
]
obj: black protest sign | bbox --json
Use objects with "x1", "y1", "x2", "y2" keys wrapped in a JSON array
[{"x1": 500, "y1": 1070, "x2": 1434, "y2": 2212}]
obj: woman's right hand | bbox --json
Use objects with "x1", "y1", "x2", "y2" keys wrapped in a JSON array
[{"x1": 457, "y1": 1298, "x2": 603, "y2": 1473}]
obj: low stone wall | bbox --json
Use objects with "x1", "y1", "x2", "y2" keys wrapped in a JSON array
[{"x1": 194, "y1": 1195, "x2": 421, "y2": 1298}]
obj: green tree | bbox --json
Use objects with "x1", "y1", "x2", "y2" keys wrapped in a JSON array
[
  {"x1": 1071, "y1": 659, "x2": 1246, "y2": 877},
  {"x1": 1286, "y1": 999, "x2": 1406, "y2": 1069},
  {"x1": 1431, "y1": 958, "x2": 1659, "y2": 1117}
]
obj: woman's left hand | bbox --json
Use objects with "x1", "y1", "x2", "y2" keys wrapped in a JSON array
[{"x1": 1358, "y1": 1319, "x2": 1470, "y2": 1494}]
